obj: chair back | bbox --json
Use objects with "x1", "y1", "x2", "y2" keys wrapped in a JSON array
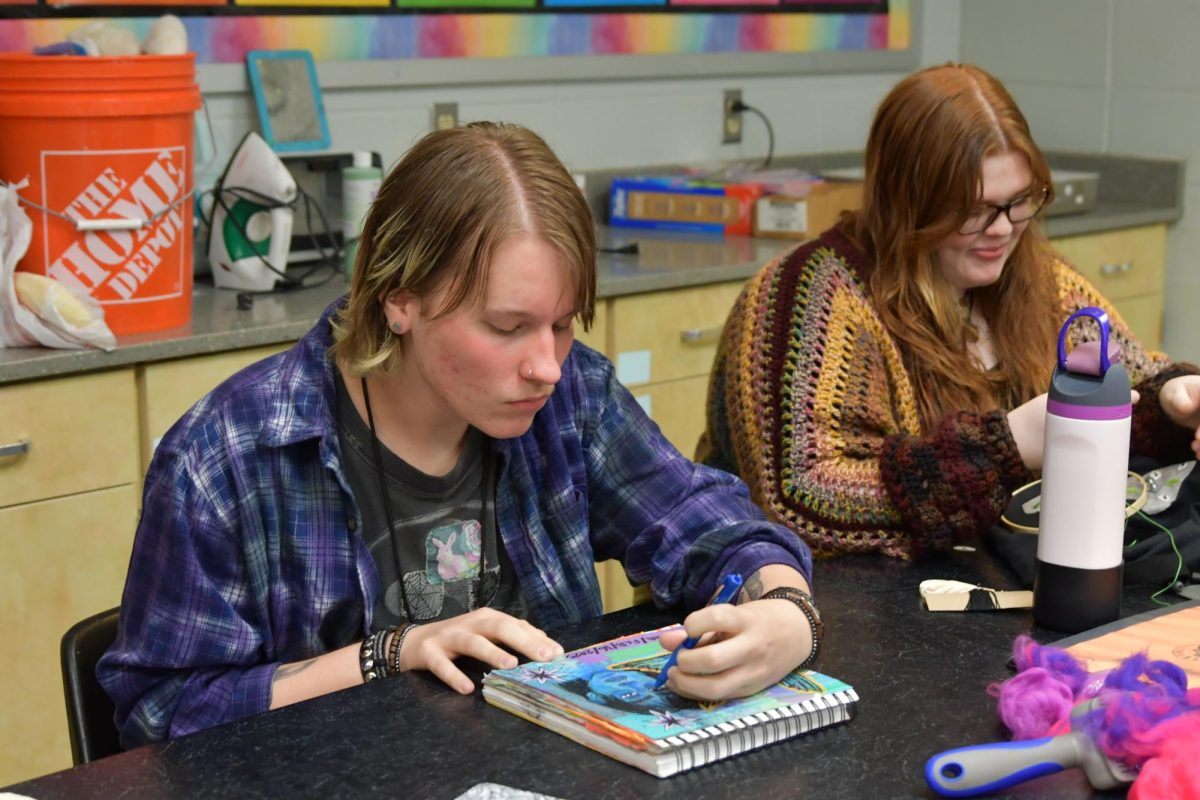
[{"x1": 60, "y1": 607, "x2": 122, "y2": 764}]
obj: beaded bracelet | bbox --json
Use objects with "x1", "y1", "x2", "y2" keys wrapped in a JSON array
[
  {"x1": 761, "y1": 586, "x2": 824, "y2": 669},
  {"x1": 388, "y1": 623, "x2": 421, "y2": 675}
]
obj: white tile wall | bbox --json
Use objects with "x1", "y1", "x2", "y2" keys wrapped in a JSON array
[
  {"x1": 200, "y1": 73, "x2": 890, "y2": 185},
  {"x1": 959, "y1": 0, "x2": 1110, "y2": 87},
  {"x1": 1108, "y1": 90, "x2": 1200, "y2": 168},
  {"x1": 196, "y1": 2, "x2": 959, "y2": 185},
  {"x1": 1163, "y1": 183, "x2": 1200, "y2": 352},
  {"x1": 999, "y1": 81, "x2": 1110, "y2": 152},
  {"x1": 962, "y1": 0, "x2": 1200, "y2": 361},
  {"x1": 1112, "y1": 0, "x2": 1200, "y2": 93}
]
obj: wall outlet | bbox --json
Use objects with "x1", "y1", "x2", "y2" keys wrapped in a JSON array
[
  {"x1": 433, "y1": 102, "x2": 459, "y2": 131},
  {"x1": 722, "y1": 89, "x2": 743, "y2": 145}
]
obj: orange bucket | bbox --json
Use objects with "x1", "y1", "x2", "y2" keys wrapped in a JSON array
[{"x1": 0, "y1": 54, "x2": 201, "y2": 336}]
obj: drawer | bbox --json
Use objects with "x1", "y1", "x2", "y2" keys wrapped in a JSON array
[
  {"x1": 610, "y1": 281, "x2": 745, "y2": 386},
  {"x1": 0, "y1": 484, "x2": 139, "y2": 785},
  {"x1": 0, "y1": 369, "x2": 138, "y2": 509},
  {"x1": 630, "y1": 374, "x2": 712, "y2": 459},
  {"x1": 139, "y1": 344, "x2": 290, "y2": 472},
  {"x1": 1052, "y1": 224, "x2": 1166, "y2": 302}
]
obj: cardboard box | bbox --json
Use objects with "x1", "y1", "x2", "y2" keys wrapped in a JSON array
[
  {"x1": 753, "y1": 181, "x2": 864, "y2": 240},
  {"x1": 609, "y1": 176, "x2": 763, "y2": 236}
]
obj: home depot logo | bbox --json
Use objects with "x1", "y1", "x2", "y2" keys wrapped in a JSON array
[{"x1": 41, "y1": 147, "x2": 188, "y2": 305}]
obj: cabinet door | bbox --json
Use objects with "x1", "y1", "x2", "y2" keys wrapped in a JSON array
[
  {"x1": 0, "y1": 485, "x2": 139, "y2": 786},
  {"x1": 1052, "y1": 224, "x2": 1166, "y2": 351},
  {"x1": 610, "y1": 281, "x2": 744, "y2": 386},
  {"x1": 139, "y1": 344, "x2": 291, "y2": 472},
  {"x1": 1052, "y1": 224, "x2": 1166, "y2": 301},
  {"x1": 629, "y1": 374, "x2": 711, "y2": 459},
  {"x1": 0, "y1": 370, "x2": 138, "y2": 509}
]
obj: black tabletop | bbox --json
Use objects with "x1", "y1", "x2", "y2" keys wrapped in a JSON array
[{"x1": 9, "y1": 549, "x2": 1177, "y2": 800}]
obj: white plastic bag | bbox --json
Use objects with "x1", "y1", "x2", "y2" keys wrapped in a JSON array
[{"x1": 0, "y1": 181, "x2": 117, "y2": 352}]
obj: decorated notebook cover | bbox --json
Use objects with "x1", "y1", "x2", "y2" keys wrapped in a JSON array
[{"x1": 483, "y1": 627, "x2": 855, "y2": 744}]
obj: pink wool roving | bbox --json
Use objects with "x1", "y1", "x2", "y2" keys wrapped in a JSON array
[
  {"x1": 993, "y1": 635, "x2": 1200, "y2": 798},
  {"x1": 993, "y1": 667, "x2": 1076, "y2": 739},
  {"x1": 992, "y1": 635, "x2": 1104, "y2": 738},
  {"x1": 1128, "y1": 712, "x2": 1200, "y2": 800}
]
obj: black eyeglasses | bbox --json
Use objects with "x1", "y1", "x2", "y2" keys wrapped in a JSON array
[{"x1": 958, "y1": 186, "x2": 1049, "y2": 235}]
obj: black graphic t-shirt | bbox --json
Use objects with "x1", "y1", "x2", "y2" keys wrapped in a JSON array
[{"x1": 334, "y1": 372, "x2": 527, "y2": 630}]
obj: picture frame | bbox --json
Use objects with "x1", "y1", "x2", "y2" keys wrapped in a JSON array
[{"x1": 246, "y1": 49, "x2": 331, "y2": 153}]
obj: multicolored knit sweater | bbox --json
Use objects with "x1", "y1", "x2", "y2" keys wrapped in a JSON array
[{"x1": 697, "y1": 224, "x2": 1197, "y2": 560}]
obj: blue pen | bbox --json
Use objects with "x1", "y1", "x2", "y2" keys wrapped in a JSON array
[{"x1": 654, "y1": 573, "x2": 743, "y2": 690}]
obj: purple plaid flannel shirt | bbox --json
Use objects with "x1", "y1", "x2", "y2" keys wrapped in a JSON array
[{"x1": 97, "y1": 300, "x2": 812, "y2": 747}]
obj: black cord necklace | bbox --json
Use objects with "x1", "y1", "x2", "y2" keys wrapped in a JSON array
[{"x1": 359, "y1": 375, "x2": 490, "y2": 623}]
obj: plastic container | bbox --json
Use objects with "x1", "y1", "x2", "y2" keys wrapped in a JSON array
[
  {"x1": 0, "y1": 54, "x2": 201, "y2": 336},
  {"x1": 1034, "y1": 308, "x2": 1131, "y2": 633},
  {"x1": 341, "y1": 151, "x2": 382, "y2": 275}
]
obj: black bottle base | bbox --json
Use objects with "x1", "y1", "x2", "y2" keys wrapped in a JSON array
[{"x1": 1033, "y1": 559, "x2": 1123, "y2": 634}]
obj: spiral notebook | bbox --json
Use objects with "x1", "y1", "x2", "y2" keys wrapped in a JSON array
[{"x1": 481, "y1": 628, "x2": 857, "y2": 778}]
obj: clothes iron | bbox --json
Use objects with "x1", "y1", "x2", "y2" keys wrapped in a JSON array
[{"x1": 208, "y1": 131, "x2": 297, "y2": 292}]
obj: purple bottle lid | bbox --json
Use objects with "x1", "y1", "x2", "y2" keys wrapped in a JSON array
[{"x1": 1048, "y1": 307, "x2": 1131, "y2": 419}]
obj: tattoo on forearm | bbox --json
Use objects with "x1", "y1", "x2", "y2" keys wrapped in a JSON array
[
  {"x1": 740, "y1": 573, "x2": 765, "y2": 603},
  {"x1": 273, "y1": 658, "x2": 318, "y2": 683}
]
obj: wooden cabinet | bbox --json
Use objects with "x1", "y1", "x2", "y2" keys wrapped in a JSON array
[
  {"x1": 0, "y1": 370, "x2": 139, "y2": 786},
  {"x1": 574, "y1": 301, "x2": 607, "y2": 355},
  {"x1": 626, "y1": 375, "x2": 712, "y2": 459},
  {"x1": 0, "y1": 370, "x2": 138, "y2": 508},
  {"x1": 1051, "y1": 224, "x2": 1166, "y2": 349},
  {"x1": 610, "y1": 280, "x2": 745, "y2": 454},
  {"x1": 592, "y1": 280, "x2": 747, "y2": 612},
  {"x1": 138, "y1": 344, "x2": 291, "y2": 473}
]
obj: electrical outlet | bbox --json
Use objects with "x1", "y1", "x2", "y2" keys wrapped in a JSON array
[
  {"x1": 433, "y1": 102, "x2": 459, "y2": 131},
  {"x1": 722, "y1": 89, "x2": 743, "y2": 145}
]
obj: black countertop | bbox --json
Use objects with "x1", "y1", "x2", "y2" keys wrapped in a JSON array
[{"x1": 9, "y1": 549, "x2": 1179, "y2": 800}]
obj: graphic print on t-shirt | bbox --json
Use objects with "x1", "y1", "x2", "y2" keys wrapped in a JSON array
[
  {"x1": 389, "y1": 518, "x2": 500, "y2": 621},
  {"x1": 426, "y1": 519, "x2": 482, "y2": 583}
]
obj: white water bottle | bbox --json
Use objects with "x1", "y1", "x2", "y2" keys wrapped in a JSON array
[
  {"x1": 342, "y1": 151, "x2": 382, "y2": 275},
  {"x1": 1034, "y1": 307, "x2": 1130, "y2": 633}
]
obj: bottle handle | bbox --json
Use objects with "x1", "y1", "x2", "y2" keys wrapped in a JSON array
[{"x1": 1056, "y1": 307, "x2": 1112, "y2": 374}]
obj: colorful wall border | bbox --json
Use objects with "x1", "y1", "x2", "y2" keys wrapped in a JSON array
[{"x1": 0, "y1": 0, "x2": 908, "y2": 64}]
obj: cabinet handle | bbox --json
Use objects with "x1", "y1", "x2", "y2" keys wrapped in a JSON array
[
  {"x1": 680, "y1": 326, "x2": 722, "y2": 344},
  {"x1": 1100, "y1": 261, "x2": 1134, "y2": 276},
  {"x1": 0, "y1": 439, "x2": 30, "y2": 459}
]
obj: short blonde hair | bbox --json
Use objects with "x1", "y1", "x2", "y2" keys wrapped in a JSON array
[{"x1": 330, "y1": 122, "x2": 597, "y2": 374}]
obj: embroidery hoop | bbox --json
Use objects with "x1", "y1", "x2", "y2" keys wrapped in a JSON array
[{"x1": 1000, "y1": 472, "x2": 1149, "y2": 534}]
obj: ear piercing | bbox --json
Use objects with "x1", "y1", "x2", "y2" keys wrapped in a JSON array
[{"x1": 389, "y1": 321, "x2": 405, "y2": 335}]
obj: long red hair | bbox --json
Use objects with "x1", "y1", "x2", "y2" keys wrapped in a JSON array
[{"x1": 844, "y1": 63, "x2": 1060, "y2": 430}]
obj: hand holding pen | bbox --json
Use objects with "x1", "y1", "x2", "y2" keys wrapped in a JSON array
[{"x1": 654, "y1": 573, "x2": 743, "y2": 690}]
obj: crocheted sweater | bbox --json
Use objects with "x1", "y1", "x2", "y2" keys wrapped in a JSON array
[{"x1": 697, "y1": 225, "x2": 1197, "y2": 560}]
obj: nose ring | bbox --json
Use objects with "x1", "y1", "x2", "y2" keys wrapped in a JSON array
[{"x1": 526, "y1": 366, "x2": 534, "y2": 379}]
